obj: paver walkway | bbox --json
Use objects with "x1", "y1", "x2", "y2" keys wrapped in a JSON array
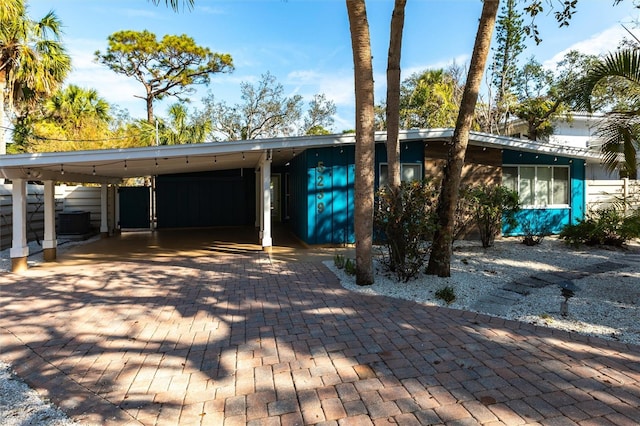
[
  {"x1": 1, "y1": 250, "x2": 639, "y2": 425},
  {"x1": 469, "y1": 260, "x2": 630, "y2": 316}
]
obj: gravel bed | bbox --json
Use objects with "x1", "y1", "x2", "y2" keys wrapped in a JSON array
[
  {"x1": 325, "y1": 236, "x2": 640, "y2": 347},
  {"x1": 0, "y1": 362, "x2": 83, "y2": 426}
]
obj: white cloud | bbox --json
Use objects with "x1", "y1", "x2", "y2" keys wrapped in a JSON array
[
  {"x1": 543, "y1": 25, "x2": 634, "y2": 68},
  {"x1": 402, "y1": 54, "x2": 471, "y2": 80}
]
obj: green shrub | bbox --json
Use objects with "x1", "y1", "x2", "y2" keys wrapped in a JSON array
[
  {"x1": 374, "y1": 180, "x2": 438, "y2": 282},
  {"x1": 469, "y1": 185, "x2": 520, "y2": 248},
  {"x1": 435, "y1": 286, "x2": 456, "y2": 305},
  {"x1": 560, "y1": 208, "x2": 640, "y2": 247},
  {"x1": 334, "y1": 254, "x2": 345, "y2": 269}
]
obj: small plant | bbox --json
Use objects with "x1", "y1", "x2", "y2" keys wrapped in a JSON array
[
  {"x1": 522, "y1": 213, "x2": 551, "y2": 246},
  {"x1": 334, "y1": 254, "x2": 345, "y2": 269},
  {"x1": 469, "y1": 185, "x2": 520, "y2": 248},
  {"x1": 435, "y1": 286, "x2": 456, "y2": 305},
  {"x1": 344, "y1": 258, "x2": 356, "y2": 276}
]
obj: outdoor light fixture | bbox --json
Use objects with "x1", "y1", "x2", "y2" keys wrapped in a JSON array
[
  {"x1": 242, "y1": 152, "x2": 245, "y2": 160},
  {"x1": 186, "y1": 156, "x2": 189, "y2": 164},
  {"x1": 92, "y1": 165, "x2": 96, "y2": 176},
  {"x1": 214, "y1": 156, "x2": 217, "y2": 163},
  {"x1": 124, "y1": 160, "x2": 127, "y2": 170},
  {"x1": 155, "y1": 158, "x2": 158, "y2": 167},
  {"x1": 60, "y1": 164, "x2": 64, "y2": 175}
]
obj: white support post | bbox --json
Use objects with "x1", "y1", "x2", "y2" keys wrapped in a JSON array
[
  {"x1": 255, "y1": 170, "x2": 260, "y2": 229},
  {"x1": 10, "y1": 179, "x2": 29, "y2": 272},
  {"x1": 42, "y1": 180, "x2": 57, "y2": 262},
  {"x1": 261, "y1": 150, "x2": 273, "y2": 251},
  {"x1": 100, "y1": 183, "x2": 109, "y2": 237}
]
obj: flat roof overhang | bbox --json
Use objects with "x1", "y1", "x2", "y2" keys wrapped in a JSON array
[{"x1": 0, "y1": 129, "x2": 602, "y2": 184}]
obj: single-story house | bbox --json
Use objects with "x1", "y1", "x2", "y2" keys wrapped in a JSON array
[{"x1": 0, "y1": 128, "x2": 602, "y2": 272}]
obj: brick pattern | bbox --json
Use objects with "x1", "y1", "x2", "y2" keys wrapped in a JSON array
[{"x1": 1, "y1": 251, "x2": 639, "y2": 425}]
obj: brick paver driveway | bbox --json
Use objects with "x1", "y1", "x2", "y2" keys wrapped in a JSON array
[{"x1": 1, "y1": 249, "x2": 639, "y2": 425}]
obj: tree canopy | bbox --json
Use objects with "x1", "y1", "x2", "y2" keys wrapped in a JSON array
[
  {"x1": 1, "y1": 0, "x2": 71, "y2": 154},
  {"x1": 95, "y1": 30, "x2": 234, "y2": 124},
  {"x1": 202, "y1": 72, "x2": 335, "y2": 141}
]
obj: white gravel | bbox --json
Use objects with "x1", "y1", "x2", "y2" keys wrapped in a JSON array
[
  {"x1": 0, "y1": 362, "x2": 84, "y2": 426},
  {"x1": 1, "y1": 235, "x2": 638, "y2": 424},
  {"x1": 325, "y1": 236, "x2": 640, "y2": 347}
]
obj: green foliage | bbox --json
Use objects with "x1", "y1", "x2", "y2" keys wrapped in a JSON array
[
  {"x1": 303, "y1": 94, "x2": 336, "y2": 135},
  {"x1": 95, "y1": 30, "x2": 233, "y2": 123},
  {"x1": 470, "y1": 185, "x2": 520, "y2": 248},
  {"x1": 521, "y1": 210, "x2": 552, "y2": 246},
  {"x1": 374, "y1": 180, "x2": 438, "y2": 282},
  {"x1": 376, "y1": 67, "x2": 463, "y2": 130},
  {"x1": 0, "y1": 3, "x2": 71, "y2": 153},
  {"x1": 559, "y1": 208, "x2": 640, "y2": 247},
  {"x1": 491, "y1": 0, "x2": 525, "y2": 115},
  {"x1": 334, "y1": 254, "x2": 345, "y2": 269},
  {"x1": 453, "y1": 185, "x2": 476, "y2": 241},
  {"x1": 435, "y1": 286, "x2": 456, "y2": 305},
  {"x1": 344, "y1": 258, "x2": 356, "y2": 276},
  {"x1": 158, "y1": 103, "x2": 210, "y2": 145}
]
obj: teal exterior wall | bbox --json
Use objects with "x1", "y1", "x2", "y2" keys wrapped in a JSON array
[
  {"x1": 374, "y1": 141, "x2": 425, "y2": 188},
  {"x1": 288, "y1": 146, "x2": 356, "y2": 244},
  {"x1": 501, "y1": 150, "x2": 585, "y2": 236},
  {"x1": 288, "y1": 141, "x2": 425, "y2": 245}
]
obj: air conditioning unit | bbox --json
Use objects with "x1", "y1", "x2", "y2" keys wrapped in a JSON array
[{"x1": 58, "y1": 211, "x2": 91, "y2": 235}]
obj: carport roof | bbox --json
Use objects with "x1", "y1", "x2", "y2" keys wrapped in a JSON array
[{"x1": 0, "y1": 128, "x2": 600, "y2": 184}]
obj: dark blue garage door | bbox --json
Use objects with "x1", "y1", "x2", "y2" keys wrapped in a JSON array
[{"x1": 155, "y1": 170, "x2": 255, "y2": 228}]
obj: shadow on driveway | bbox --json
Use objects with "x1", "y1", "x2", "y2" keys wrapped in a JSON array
[{"x1": 0, "y1": 231, "x2": 639, "y2": 425}]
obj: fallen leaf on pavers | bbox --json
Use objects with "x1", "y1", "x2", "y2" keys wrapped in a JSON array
[{"x1": 479, "y1": 395, "x2": 497, "y2": 406}]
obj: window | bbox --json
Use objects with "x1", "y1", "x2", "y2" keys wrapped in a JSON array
[
  {"x1": 379, "y1": 163, "x2": 422, "y2": 187},
  {"x1": 502, "y1": 165, "x2": 569, "y2": 207}
]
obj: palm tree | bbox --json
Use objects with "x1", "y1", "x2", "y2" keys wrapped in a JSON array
[
  {"x1": 580, "y1": 49, "x2": 640, "y2": 179},
  {"x1": 426, "y1": 0, "x2": 500, "y2": 277},
  {"x1": 400, "y1": 69, "x2": 462, "y2": 129},
  {"x1": 346, "y1": 0, "x2": 375, "y2": 286},
  {"x1": 385, "y1": 0, "x2": 407, "y2": 191},
  {"x1": 45, "y1": 85, "x2": 110, "y2": 137},
  {"x1": 0, "y1": 0, "x2": 71, "y2": 154},
  {"x1": 160, "y1": 103, "x2": 210, "y2": 145}
]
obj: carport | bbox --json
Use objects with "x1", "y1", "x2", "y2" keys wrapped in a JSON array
[{"x1": 0, "y1": 134, "x2": 352, "y2": 273}]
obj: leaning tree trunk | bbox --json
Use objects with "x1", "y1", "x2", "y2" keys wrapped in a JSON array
[
  {"x1": 385, "y1": 0, "x2": 406, "y2": 191},
  {"x1": 346, "y1": 0, "x2": 375, "y2": 286},
  {"x1": 426, "y1": 0, "x2": 500, "y2": 277}
]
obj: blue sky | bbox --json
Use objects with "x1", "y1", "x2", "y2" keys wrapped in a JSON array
[{"x1": 28, "y1": 0, "x2": 640, "y2": 132}]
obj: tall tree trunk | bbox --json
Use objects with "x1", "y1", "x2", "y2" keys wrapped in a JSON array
[
  {"x1": 346, "y1": 0, "x2": 375, "y2": 286},
  {"x1": 426, "y1": 0, "x2": 500, "y2": 277},
  {"x1": 147, "y1": 95, "x2": 155, "y2": 124},
  {"x1": 385, "y1": 0, "x2": 406, "y2": 191}
]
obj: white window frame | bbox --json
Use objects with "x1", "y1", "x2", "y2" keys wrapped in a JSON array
[
  {"x1": 379, "y1": 162, "x2": 423, "y2": 187},
  {"x1": 502, "y1": 164, "x2": 570, "y2": 209}
]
